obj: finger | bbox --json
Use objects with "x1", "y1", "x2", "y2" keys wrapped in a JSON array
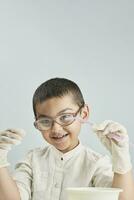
[
  {"x1": 0, "y1": 136, "x2": 21, "y2": 145},
  {"x1": 103, "y1": 123, "x2": 127, "y2": 136},
  {"x1": 95, "y1": 131, "x2": 112, "y2": 151},
  {"x1": 7, "y1": 129, "x2": 26, "y2": 137},
  {"x1": 0, "y1": 143, "x2": 12, "y2": 150},
  {"x1": 107, "y1": 132, "x2": 129, "y2": 143},
  {"x1": 92, "y1": 120, "x2": 113, "y2": 132},
  {"x1": 0, "y1": 131, "x2": 23, "y2": 140}
]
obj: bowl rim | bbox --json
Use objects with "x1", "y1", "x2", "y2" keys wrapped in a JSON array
[{"x1": 65, "y1": 187, "x2": 123, "y2": 193}]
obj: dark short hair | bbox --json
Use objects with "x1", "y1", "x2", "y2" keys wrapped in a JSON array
[{"x1": 33, "y1": 77, "x2": 85, "y2": 117}]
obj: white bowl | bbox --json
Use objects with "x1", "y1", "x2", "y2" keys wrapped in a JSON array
[{"x1": 65, "y1": 187, "x2": 122, "y2": 200}]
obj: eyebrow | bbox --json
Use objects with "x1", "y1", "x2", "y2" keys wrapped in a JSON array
[
  {"x1": 37, "y1": 108, "x2": 74, "y2": 118},
  {"x1": 58, "y1": 108, "x2": 73, "y2": 114}
]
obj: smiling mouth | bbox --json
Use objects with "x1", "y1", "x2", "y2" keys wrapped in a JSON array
[{"x1": 52, "y1": 133, "x2": 69, "y2": 140}]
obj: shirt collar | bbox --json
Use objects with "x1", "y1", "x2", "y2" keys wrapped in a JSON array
[{"x1": 51, "y1": 140, "x2": 83, "y2": 162}]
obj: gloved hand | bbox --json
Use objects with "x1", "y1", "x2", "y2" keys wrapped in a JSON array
[
  {"x1": 0, "y1": 129, "x2": 25, "y2": 168},
  {"x1": 92, "y1": 120, "x2": 132, "y2": 174}
]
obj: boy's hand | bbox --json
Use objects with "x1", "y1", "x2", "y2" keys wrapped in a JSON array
[
  {"x1": 0, "y1": 129, "x2": 25, "y2": 168},
  {"x1": 92, "y1": 120, "x2": 132, "y2": 174}
]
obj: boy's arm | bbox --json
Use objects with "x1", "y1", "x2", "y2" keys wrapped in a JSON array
[
  {"x1": 0, "y1": 167, "x2": 21, "y2": 200},
  {"x1": 112, "y1": 170, "x2": 134, "y2": 200},
  {"x1": 92, "y1": 120, "x2": 134, "y2": 200},
  {"x1": 0, "y1": 129, "x2": 25, "y2": 200}
]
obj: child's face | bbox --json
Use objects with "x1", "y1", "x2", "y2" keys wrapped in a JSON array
[{"x1": 35, "y1": 95, "x2": 89, "y2": 153}]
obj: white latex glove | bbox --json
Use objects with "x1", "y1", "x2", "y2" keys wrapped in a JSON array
[
  {"x1": 92, "y1": 120, "x2": 132, "y2": 174},
  {"x1": 0, "y1": 129, "x2": 25, "y2": 168}
]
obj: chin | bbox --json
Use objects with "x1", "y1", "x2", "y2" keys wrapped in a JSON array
[
  {"x1": 59, "y1": 148, "x2": 70, "y2": 153},
  {"x1": 56, "y1": 144, "x2": 71, "y2": 153}
]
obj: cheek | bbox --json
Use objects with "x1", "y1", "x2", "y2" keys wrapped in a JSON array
[
  {"x1": 40, "y1": 131, "x2": 50, "y2": 141},
  {"x1": 64, "y1": 121, "x2": 81, "y2": 135}
]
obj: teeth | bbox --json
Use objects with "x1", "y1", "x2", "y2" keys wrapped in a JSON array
[
  {"x1": 57, "y1": 135, "x2": 63, "y2": 138},
  {"x1": 53, "y1": 135, "x2": 63, "y2": 138},
  {"x1": 53, "y1": 134, "x2": 68, "y2": 139}
]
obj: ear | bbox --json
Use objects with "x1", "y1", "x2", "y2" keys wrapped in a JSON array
[{"x1": 80, "y1": 104, "x2": 89, "y2": 122}]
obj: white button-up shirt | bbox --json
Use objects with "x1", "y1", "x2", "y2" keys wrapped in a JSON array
[{"x1": 13, "y1": 142, "x2": 113, "y2": 200}]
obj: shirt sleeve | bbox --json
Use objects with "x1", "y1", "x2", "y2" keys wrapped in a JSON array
[
  {"x1": 12, "y1": 150, "x2": 33, "y2": 200},
  {"x1": 92, "y1": 155, "x2": 114, "y2": 187}
]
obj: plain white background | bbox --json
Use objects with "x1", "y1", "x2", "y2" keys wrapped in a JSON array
[{"x1": 0, "y1": 0, "x2": 134, "y2": 170}]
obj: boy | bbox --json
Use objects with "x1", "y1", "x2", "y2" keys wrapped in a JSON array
[{"x1": 0, "y1": 77, "x2": 134, "y2": 200}]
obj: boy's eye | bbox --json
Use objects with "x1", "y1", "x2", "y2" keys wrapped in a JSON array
[
  {"x1": 59, "y1": 114, "x2": 74, "y2": 123},
  {"x1": 39, "y1": 118, "x2": 52, "y2": 125}
]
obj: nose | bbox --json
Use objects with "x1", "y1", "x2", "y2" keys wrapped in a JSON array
[{"x1": 51, "y1": 120, "x2": 63, "y2": 132}]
